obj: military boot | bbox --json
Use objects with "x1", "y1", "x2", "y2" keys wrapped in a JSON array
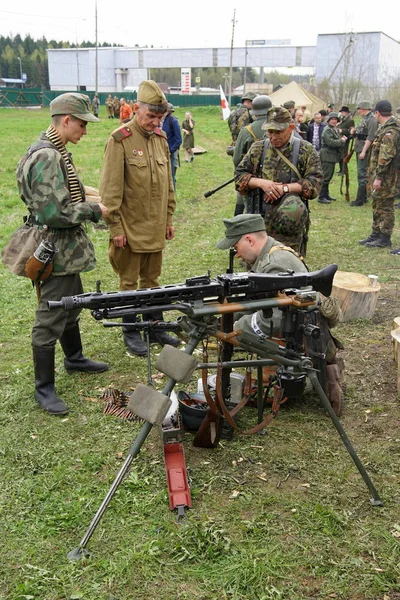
[
  {"x1": 60, "y1": 323, "x2": 109, "y2": 373},
  {"x1": 33, "y1": 345, "x2": 69, "y2": 415},
  {"x1": 358, "y1": 231, "x2": 380, "y2": 245},
  {"x1": 326, "y1": 185, "x2": 336, "y2": 201},
  {"x1": 147, "y1": 311, "x2": 180, "y2": 347},
  {"x1": 318, "y1": 183, "x2": 331, "y2": 204},
  {"x1": 350, "y1": 184, "x2": 367, "y2": 206},
  {"x1": 365, "y1": 233, "x2": 392, "y2": 248},
  {"x1": 122, "y1": 315, "x2": 147, "y2": 356}
]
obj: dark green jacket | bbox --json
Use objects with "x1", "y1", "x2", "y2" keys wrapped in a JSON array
[{"x1": 320, "y1": 125, "x2": 345, "y2": 163}]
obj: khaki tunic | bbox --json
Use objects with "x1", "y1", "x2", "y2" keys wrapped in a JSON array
[{"x1": 100, "y1": 118, "x2": 176, "y2": 252}]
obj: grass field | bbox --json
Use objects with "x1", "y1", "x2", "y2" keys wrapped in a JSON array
[{"x1": 0, "y1": 105, "x2": 400, "y2": 600}]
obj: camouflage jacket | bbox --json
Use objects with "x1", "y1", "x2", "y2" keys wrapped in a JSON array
[
  {"x1": 368, "y1": 117, "x2": 400, "y2": 197},
  {"x1": 16, "y1": 133, "x2": 103, "y2": 275},
  {"x1": 228, "y1": 105, "x2": 253, "y2": 141},
  {"x1": 235, "y1": 136, "x2": 323, "y2": 200}
]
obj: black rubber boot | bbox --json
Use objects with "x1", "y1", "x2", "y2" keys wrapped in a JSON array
[
  {"x1": 350, "y1": 184, "x2": 367, "y2": 206},
  {"x1": 147, "y1": 312, "x2": 180, "y2": 347},
  {"x1": 33, "y1": 345, "x2": 69, "y2": 415},
  {"x1": 358, "y1": 231, "x2": 380, "y2": 245},
  {"x1": 122, "y1": 315, "x2": 147, "y2": 356},
  {"x1": 365, "y1": 233, "x2": 392, "y2": 248},
  {"x1": 60, "y1": 323, "x2": 109, "y2": 373}
]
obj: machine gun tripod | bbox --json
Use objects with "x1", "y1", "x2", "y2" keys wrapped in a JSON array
[{"x1": 49, "y1": 267, "x2": 383, "y2": 559}]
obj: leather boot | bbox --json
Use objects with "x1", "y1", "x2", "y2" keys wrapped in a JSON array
[
  {"x1": 33, "y1": 345, "x2": 69, "y2": 415},
  {"x1": 326, "y1": 184, "x2": 336, "y2": 201},
  {"x1": 358, "y1": 231, "x2": 379, "y2": 245},
  {"x1": 326, "y1": 364, "x2": 343, "y2": 417},
  {"x1": 122, "y1": 315, "x2": 147, "y2": 356},
  {"x1": 60, "y1": 323, "x2": 109, "y2": 373},
  {"x1": 234, "y1": 203, "x2": 244, "y2": 216},
  {"x1": 350, "y1": 184, "x2": 367, "y2": 206},
  {"x1": 318, "y1": 183, "x2": 331, "y2": 204},
  {"x1": 147, "y1": 311, "x2": 180, "y2": 347},
  {"x1": 365, "y1": 233, "x2": 392, "y2": 248}
]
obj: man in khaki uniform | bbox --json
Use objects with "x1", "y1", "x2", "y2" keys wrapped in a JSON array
[{"x1": 100, "y1": 80, "x2": 178, "y2": 355}]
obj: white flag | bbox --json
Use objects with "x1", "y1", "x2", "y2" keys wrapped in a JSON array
[{"x1": 220, "y1": 85, "x2": 230, "y2": 120}]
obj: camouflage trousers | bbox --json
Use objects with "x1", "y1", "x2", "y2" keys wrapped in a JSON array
[
  {"x1": 264, "y1": 194, "x2": 309, "y2": 254},
  {"x1": 371, "y1": 194, "x2": 395, "y2": 236}
]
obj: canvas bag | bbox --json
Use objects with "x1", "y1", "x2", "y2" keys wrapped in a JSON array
[{"x1": 1, "y1": 220, "x2": 47, "y2": 277}]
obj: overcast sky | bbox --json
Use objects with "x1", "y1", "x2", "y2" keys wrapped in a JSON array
[{"x1": 1, "y1": 2, "x2": 399, "y2": 49}]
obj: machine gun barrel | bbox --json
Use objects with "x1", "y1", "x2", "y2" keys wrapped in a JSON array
[
  {"x1": 204, "y1": 177, "x2": 235, "y2": 198},
  {"x1": 48, "y1": 265, "x2": 338, "y2": 316}
]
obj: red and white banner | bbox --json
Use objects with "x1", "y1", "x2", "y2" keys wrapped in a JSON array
[{"x1": 220, "y1": 85, "x2": 230, "y2": 120}]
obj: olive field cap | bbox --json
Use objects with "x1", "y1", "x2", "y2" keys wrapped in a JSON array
[
  {"x1": 374, "y1": 100, "x2": 392, "y2": 115},
  {"x1": 327, "y1": 112, "x2": 339, "y2": 122},
  {"x1": 262, "y1": 106, "x2": 293, "y2": 131},
  {"x1": 216, "y1": 214, "x2": 266, "y2": 249},
  {"x1": 339, "y1": 106, "x2": 350, "y2": 112},
  {"x1": 50, "y1": 93, "x2": 100, "y2": 122},
  {"x1": 241, "y1": 92, "x2": 257, "y2": 101},
  {"x1": 328, "y1": 103, "x2": 335, "y2": 109},
  {"x1": 357, "y1": 101, "x2": 372, "y2": 109},
  {"x1": 137, "y1": 80, "x2": 167, "y2": 105},
  {"x1": 282, "y1": 100, "x2": 295, "y2": 110},
  {"x1": 251, "y1": 95, "x2": 272, "y2": 116},
  {"x1": 167, "y1": 102, "x2": 175, "y2": 111}
]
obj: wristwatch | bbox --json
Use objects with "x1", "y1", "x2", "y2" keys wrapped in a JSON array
[{"x1": 282, "y1": 184, "x2": 289, "y2": 194}]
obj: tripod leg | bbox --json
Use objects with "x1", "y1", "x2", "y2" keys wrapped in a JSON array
[
  {"x1": 67, "y1": 335, "x2": 201, "y2": 560},
  {"x1": 307, "y1": 367, "x2": 383, "y2": 506}
]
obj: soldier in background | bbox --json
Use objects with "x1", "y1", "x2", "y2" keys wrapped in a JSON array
[
  {"x1": 337, "y1": 106, "x2": 355, "y2": 175},
  {"x1": 349, "y1": 100, "x2": 378, "y2": 206},
  {"x1": 359, "y1": 100, "x2": 400, "y2": 250},
  {"x1": 282, "y1": 100, "x2": 296, "y2": 118},
  {"x1": 92, "y1": 94, "x2": 100, "y2": 118},
  {"x1": 113, "y1": 96, "x2": 120, "y2": 119},
  {"x1": 232, "y1": 95, "x2": 272, "y2": 215},
  {"x1": 235, "y1": 107, "x2": 322, "y2": 254},
  {"x1": 319, "y1": 113, "x2": 347, "y2": 204},
  {"x1": 105, "y1": 94, "x2": 114, "y2": 118},
  {"x1": 228, "y1": 92, "x2": 257, "y2": 145}
]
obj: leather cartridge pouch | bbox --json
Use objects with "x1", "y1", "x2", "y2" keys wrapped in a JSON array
[{"x1": 25, "y1": 240, "x2": 58, "y2": 282}]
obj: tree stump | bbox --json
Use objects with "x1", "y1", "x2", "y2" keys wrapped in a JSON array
[{"x1": 331, "y1": 271, "x2": 380, "y2": 321}]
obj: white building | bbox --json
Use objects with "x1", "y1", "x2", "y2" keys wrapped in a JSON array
[{"x1": 47, "y1": 32, "x2": 400, "y2": 93}]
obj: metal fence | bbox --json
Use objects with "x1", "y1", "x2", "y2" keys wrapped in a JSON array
[{"x1": 0, "y1": 88, "x2": 242, "y2": 109}]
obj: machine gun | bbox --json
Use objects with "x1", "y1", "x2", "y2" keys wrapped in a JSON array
[
  {"x1": 204, "y1": 177, "x2": 235, "y2": 198},
  {"x1": 52, "y1": 265, "x2": 383, "y2": 560}
]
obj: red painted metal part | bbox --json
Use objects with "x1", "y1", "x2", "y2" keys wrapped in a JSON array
[{"x1": 163, "y1": 442, "x2": 192, "y2": 510}]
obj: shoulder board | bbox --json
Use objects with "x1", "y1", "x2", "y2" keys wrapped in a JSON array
[
  {"x1": 112, "y1": 126, "x2": 132, "y2": 142},
  {"x1": 154, "y1": 127, "x2": 167, "y2": 138}
]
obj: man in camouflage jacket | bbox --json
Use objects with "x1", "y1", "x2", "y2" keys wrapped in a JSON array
[
  {"x1": 235, "y1": 106, "x2": 323, "y2": 254},
  {"x1": 16, "y1": 93, "x2": 109, "y2": 416},
  {"x1": 228, "y1": 92, "x2": 257, "y2": 143},
  {"x1": 359, "y1": 100, "x2": 400, "y2": 249}
]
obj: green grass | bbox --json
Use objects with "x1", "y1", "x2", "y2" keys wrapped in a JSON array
[{"x1": 1, "y1": 106, "x2": 400, "y2": 599}]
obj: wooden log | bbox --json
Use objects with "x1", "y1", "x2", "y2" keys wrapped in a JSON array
[{"x1": 331, "y1": 271, "x2": 380, "y2": 322}]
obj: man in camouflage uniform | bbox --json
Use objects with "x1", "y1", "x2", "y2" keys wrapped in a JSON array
[
  {"x1": 350, "y1": 100, "x2": 378, "y2": 206},
  {"x1": 232, "y1": 95, "x2": 272, "y2": 216},
  {"x1": 100, "y1": 80, "x2": 179, "y2": 355},
  {"x1": 235, "y1": 106, "x2": 323, "y2": 255},
  {"x1": 216, "y1": 214, "x2": 344, "y2": 416},
  {"x1": 228, "y1": 92, "x2": 257, "y2": 144},
  {"x1": 359, "y1": 100, "x2": 400, "y2": 249},
  {"x1": 16, "y1": 93, "x2": 109, "y2": 416}
]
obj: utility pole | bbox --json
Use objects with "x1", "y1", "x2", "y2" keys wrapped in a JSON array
[
  {"x1": 228, "y1": 9, "x2": 236, "y2": 108},
  {"x1": 95, "y1": 0, "x2": 98, "y2": 96}
]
